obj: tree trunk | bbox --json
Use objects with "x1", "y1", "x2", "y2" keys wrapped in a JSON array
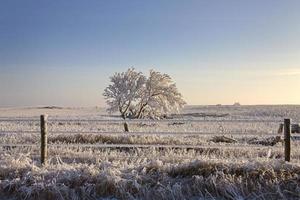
[
  {"x1": 137, "y1": 104, "x2": 147, "y2": 119},
  {"x1": 121, "y1": 113, "x2": 125, "y2": 120}
]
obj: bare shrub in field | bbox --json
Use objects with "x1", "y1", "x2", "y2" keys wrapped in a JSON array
[
  {"x1": 210, "y1": 135, "x2": 237, "y2": 143},
  {"x1": 248, "y1": 136, "x2": 283, "y2": 146}
]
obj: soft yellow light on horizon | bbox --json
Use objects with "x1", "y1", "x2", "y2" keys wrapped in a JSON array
[{"x1": 178, "y1": 68, "x2": 300, "y2": 105}]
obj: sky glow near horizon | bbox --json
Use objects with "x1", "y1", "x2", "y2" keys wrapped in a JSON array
[{"x1": 0, "y1": 0, "x2": 300, "y2": 107}]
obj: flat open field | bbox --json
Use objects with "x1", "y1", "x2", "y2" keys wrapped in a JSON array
[{"x1": 1, "y1": 105, "x2": 300, "y2": 199}]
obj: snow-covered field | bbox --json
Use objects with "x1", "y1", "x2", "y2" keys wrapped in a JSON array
[{"x1": 1, "y1": 105, "x2": 300, "y2": 199}]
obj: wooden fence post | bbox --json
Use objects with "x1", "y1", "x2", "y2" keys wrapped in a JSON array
[
  {"x1": 124, "y1": 122, "x2": 129, "y2": 132},
  {"x1": 284, "y1": 118, "x2": 291, "y2": 162},
  {"x1": 40, "y1": 115, "x2": 48, "y2": 165}
]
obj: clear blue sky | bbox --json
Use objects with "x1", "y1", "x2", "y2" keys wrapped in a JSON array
[{"x1": 1, "y1": 0, "x2": 300, "y2": 107}]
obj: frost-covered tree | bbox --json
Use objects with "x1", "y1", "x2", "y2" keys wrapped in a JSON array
[
  {"x1": 104, "y1": 68, "x2": 186, "y2": 130},
  {"x1": 103, "y1": 68, "x2": 145, "y2": 120},
  {"x1": 129, "y1": 70, "x2": 186, "y2": 119}
]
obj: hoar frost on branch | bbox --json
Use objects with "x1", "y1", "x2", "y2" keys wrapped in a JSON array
[
  {"x1": 103, "y1": 68, "x2": 145, "y2": 119},
  {"x1": 103, "y1": 68, "x2": 186, "y2": 120}
]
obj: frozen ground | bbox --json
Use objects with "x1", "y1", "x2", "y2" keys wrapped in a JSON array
[
  {"x1": 1, "y1": 105, "x2": 300, "y2": 120},
  {"x1": 0, "y1": 105, "x2": 300, "y2": 199}
]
